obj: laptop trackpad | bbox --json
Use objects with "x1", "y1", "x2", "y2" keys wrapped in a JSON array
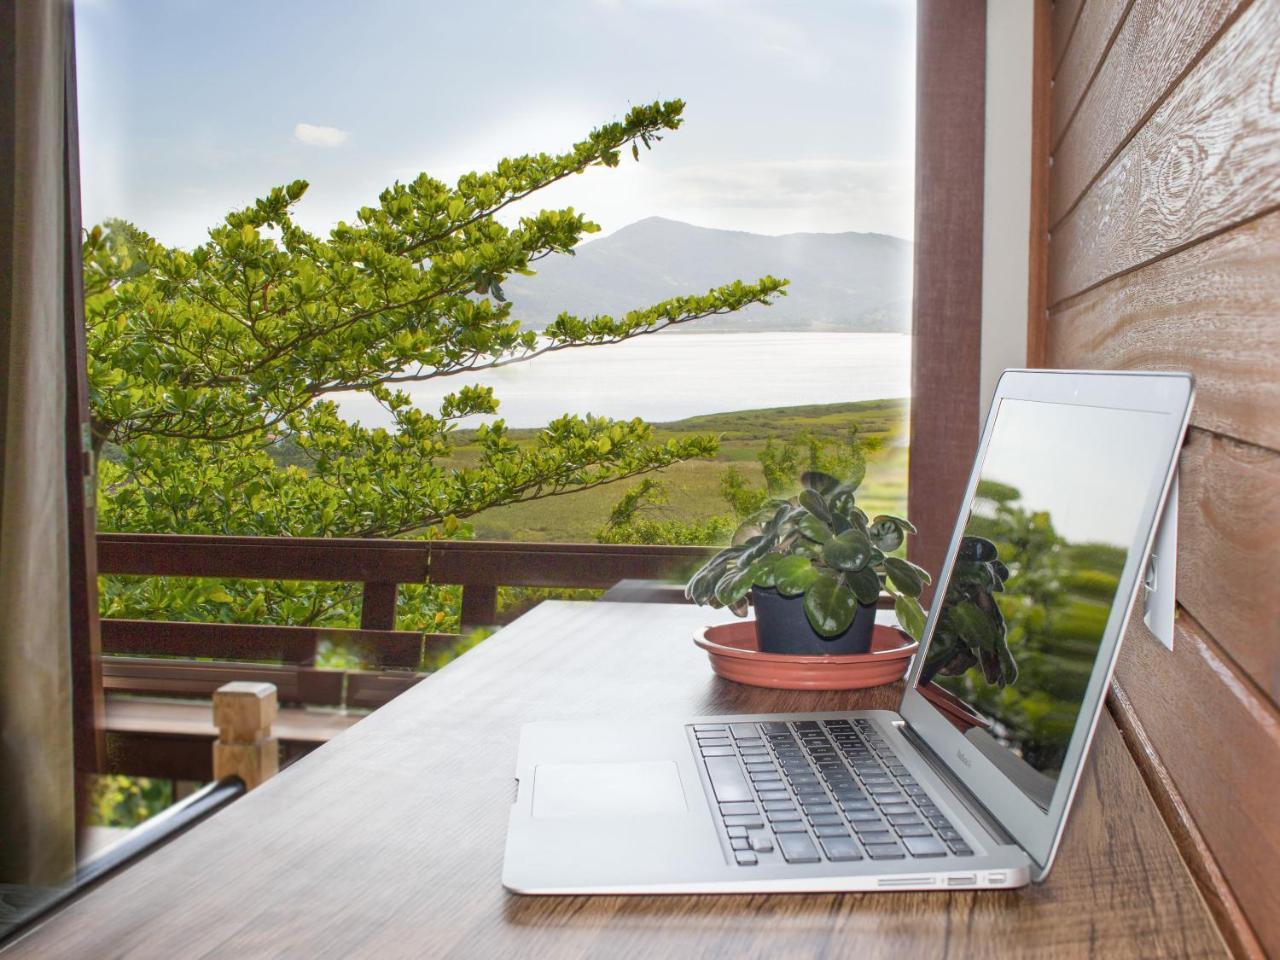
[{"x1": 532, "y1": 761, "x2": 687, "y2": 819}]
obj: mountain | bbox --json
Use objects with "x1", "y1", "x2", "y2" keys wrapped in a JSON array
[{"x1": 501, "y1": 217, "x2": 913, "y2": 334}]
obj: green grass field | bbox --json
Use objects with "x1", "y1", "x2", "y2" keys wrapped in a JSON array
[{"x1": 456, "y1": 398, "x2": 909, "y2": 542}]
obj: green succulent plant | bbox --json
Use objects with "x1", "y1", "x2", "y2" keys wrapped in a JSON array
[
  {"x1": 920, "y1": 535, "x2": 1017, "y2": 687},
  {"x1": 685, "y1": 469, "x2": 931, "y2": 639}
]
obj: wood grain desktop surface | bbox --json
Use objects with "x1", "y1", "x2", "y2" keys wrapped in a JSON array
[{"x1": 6, "y1": 601, "x2": 1226, "y2": 959}]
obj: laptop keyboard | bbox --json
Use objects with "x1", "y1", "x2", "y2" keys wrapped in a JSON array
[{"x1": 690, "y1": 718, "x2": 975, "y2": 867}]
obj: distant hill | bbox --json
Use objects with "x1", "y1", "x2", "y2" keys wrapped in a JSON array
[{"x1": 502, "y1": 216, "x2": 913, "y2": 333}]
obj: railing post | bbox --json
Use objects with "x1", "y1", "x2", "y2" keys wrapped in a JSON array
[
  {"x1": 360, "y1": 581, "x2": 398, "y2": 630},
  {"x1": 460, "y1": 584, "x2": 498, "y2": 629},
  {"x1": 212, "y1": 681, "x2": 279, "y2": 790}
]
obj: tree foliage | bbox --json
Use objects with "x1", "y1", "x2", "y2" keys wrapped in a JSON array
[{"x1": 86, "y1": 100, "x2": 787, "y2": 631}]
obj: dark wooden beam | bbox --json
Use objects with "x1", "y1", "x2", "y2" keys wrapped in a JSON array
[
  {"x1": 96, "y1": 533, "x2": 432, "y2": 583},
  {"x1": 1026, "y1": 0, "x2": 1053, "y2": 368},
  {"x1": 908, "y1": 0, "x2": 987, "y2": 596},
  {"x1": 96, "y1": 533, "x2": 711, "y2": 588},
  {"x1": 427, "y1": 540, "x2": 710, "y2": 589},
  {"x1": 101, "y1": 619, "x2": 433, "y2": 669}
]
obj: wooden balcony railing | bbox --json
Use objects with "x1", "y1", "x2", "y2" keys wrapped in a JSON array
[
  {"x1": 95, "y1": 533, "x2": 714, "y2": 780},
  {"x1": 97, "y1": 532, "x2": 711, "y2": 640}
]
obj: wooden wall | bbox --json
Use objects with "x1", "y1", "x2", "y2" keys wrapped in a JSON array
[{"x1": 1040, "y1": 1, "x2": 1279, "y2": 956}]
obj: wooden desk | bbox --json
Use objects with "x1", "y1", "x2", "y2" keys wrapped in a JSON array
[{"x1": 7, "y1": 602, "x2": 1226, "y2": 958}]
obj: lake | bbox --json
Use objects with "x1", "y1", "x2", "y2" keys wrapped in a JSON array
[{"x1": 333, "y1": 332, "x2": 911, "y2": 429}]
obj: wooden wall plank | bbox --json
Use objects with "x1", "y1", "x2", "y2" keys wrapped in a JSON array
[
  {"x1": 1109, "y1": 684, "x2": 1267, "y2": 960},
  {"x1": 1050, "y1": 0, "x2": 1249, "y2": 226},
  {"x1": 1047, "y1": 0, "x2": 1280, "y2": 305},
  {"x1": 1113, "y1": 609, "x2": 1280, "y2": 957},
  {"x1": 1052, "y1": 0, "x2": 1088, "y2": 75},
  {"x1": 1046, "y1": 209, "x2": 1280, "y2": 451},
  {"x1": 1050, "y1": 0, "x2": 1131, "y2": 147},
  {"x1": 1046, "y1": 0, "x2": 1280, "y2": 951},
  {"x1": 1175, "y1": 430, "x2": 1280, "y2": 708}
]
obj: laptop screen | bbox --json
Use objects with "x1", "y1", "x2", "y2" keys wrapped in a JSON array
[{"x1": 910, "y1": 397, "x2": 1171, "y2": 811}]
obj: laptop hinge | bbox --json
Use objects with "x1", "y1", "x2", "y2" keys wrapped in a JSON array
[{"x1": 896, "y1": 721, "x2": 1020, "y2": 849}]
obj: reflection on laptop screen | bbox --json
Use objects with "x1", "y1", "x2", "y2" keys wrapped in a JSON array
[{"x1": 912, "y1": 398, "x2": 1169, "y2": 810}]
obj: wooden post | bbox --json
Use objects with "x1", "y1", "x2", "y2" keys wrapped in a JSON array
[
  {"x1": 460, "y1": 584, "x2": 498, "y2": 629},
  {"x1": 212, "y1": 681, "x2": 279, "y2": 790},
  {"x1": 360, "y1": 581, "x2": 398, "y2": 630}
]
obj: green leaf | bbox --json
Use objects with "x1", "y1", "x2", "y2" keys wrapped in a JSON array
[
  {"x1": 868, "y1": 518, "x2": 904, "y2": 552},
  {"x1": 803, "y1": 573, "x2": 858, "y2": 637},
  {"x1": 821, "y1": 528, "x2": 874, "y2": 572},
  {"x1": 883, "y1": 556, "x2": 932, "y2": 598},
  {"x1": 798, "y1": 488, "x2": 831, "y2": 522},
  {"x1": 738, "y1": 534, "x2": 776, "y2": 565},
  {"x1": 686, "y1": 553, "x2": 731, "y2": 603},
  {"x1": 846, "y1": 565, "x2": 881, "y2": 605},
  {"x1": 747, "y1": 553, "x2": 781, "y2": 588},
  {"x1": 870, "y1": 513, "x2": 916, "y2": 537},
  {"x1": 799, "y1": 470, "x2": 839, "y2": 495},
  {"x1": 894, "y1": 594, "x2": 926, "y2": 640},
  {"x1": 792, "y1": 539, "x2": 823, "y2": 559},
  {"x1": 714, "y1": 564, "x2": 755, "y2": 607},
  {"x1": 795, "y1": 511, "x2": 832, "y2": 544},
  {"x1": 773, "y1": 555, "x2": 819, "y2": 597}
]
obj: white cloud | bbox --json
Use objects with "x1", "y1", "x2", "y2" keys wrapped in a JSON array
[
  {"x1": 494, "y1": 156, "x2": 916, "y2": 240},
  {"x1": 294, "y1": 123, "x2": 349, "y2": 148}
]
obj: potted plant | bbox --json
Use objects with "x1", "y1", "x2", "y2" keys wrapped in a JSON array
[{"x1": 684, "y1": 470, "x2": 931, "y2": 655}]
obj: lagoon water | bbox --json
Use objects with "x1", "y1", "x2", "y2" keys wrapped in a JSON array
[{"x1": 334, "y1": 332, "x2": 911, "y2": 429}]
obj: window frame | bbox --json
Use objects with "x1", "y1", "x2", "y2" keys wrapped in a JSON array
[{"x1": 906, "y1": 0, "x2": 987, "y2": 593}]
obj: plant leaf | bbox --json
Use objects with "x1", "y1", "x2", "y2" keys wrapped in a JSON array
[
  {"x1": 795, "y1": 511, "x2": 832, "y2": 544},
  {"x1": 894, "y1": 593, "x2": 926, "y2": 640},
  {"x1": 799, "y1": 470, "x2": 839, "y2": 495},
  {"x1": 884, "y1": 556, "x2": 932, "y2": 597},
  {"x1": 846, "y1": 564, "x2": 881, "y2": 605},
  {"x1": 773, "y1": 555, "x2": 818, "y2": 597},
  {"x1": 714, "y1": 564, "x2": 755, "y2": 607},
  {"x1": 821, "y1": 528, "x2": 874, "y2": 572},
  {"x1": 685, "y1": 553, "x2": 731, "y2": 602},
  {"x1": 798, "y1": 488, "x2": 831, "y2": 522},
  {"x1": 738, "y1": 533, "x2": 776, "y2": 565},
  {"x1": 868, "y1": 518, "x2": 904, "y2": 553},
  {"x1": 803, "y1": 573, "x2": 858, "y2": 637},
  {"x1": 748, "y1": 553, "x2": 781, "y2": 588}
]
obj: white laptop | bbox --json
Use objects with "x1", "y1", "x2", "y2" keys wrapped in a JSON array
[{"x1": 503, "y1": 370, "x2": 1193, "y2": 894}]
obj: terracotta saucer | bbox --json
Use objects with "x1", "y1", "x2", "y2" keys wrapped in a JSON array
[
  {"x1": 694, "y1": 620, "x2": 919, "y2": 691},
  {"x1": 919, "y1": 681, "x2": 993, "y2": 732}
]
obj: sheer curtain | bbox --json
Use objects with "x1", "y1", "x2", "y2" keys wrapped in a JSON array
[{"x1": 0, "y1": 0, "x2": 76, "y2": 890}]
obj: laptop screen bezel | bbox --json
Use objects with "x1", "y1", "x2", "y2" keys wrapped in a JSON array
[{"x1": 897, "y1": 369, "x2": 1193, "y2": 876}]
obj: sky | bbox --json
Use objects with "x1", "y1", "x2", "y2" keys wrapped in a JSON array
[
  {"x1": 971, "y1": 399, "x2": 1172, "y2": 546},
  {"x1": 74, "y1": 0, "x2": 917, "y2": 251}
]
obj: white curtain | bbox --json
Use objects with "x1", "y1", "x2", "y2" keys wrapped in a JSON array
[{"x1": 0, "y1": 0, "x2": 76, "y2": 888}]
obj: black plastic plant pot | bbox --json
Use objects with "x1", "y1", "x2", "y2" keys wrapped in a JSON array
[{"x1": 750, "y1": 586, "x2": 876, "y2": 655}]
